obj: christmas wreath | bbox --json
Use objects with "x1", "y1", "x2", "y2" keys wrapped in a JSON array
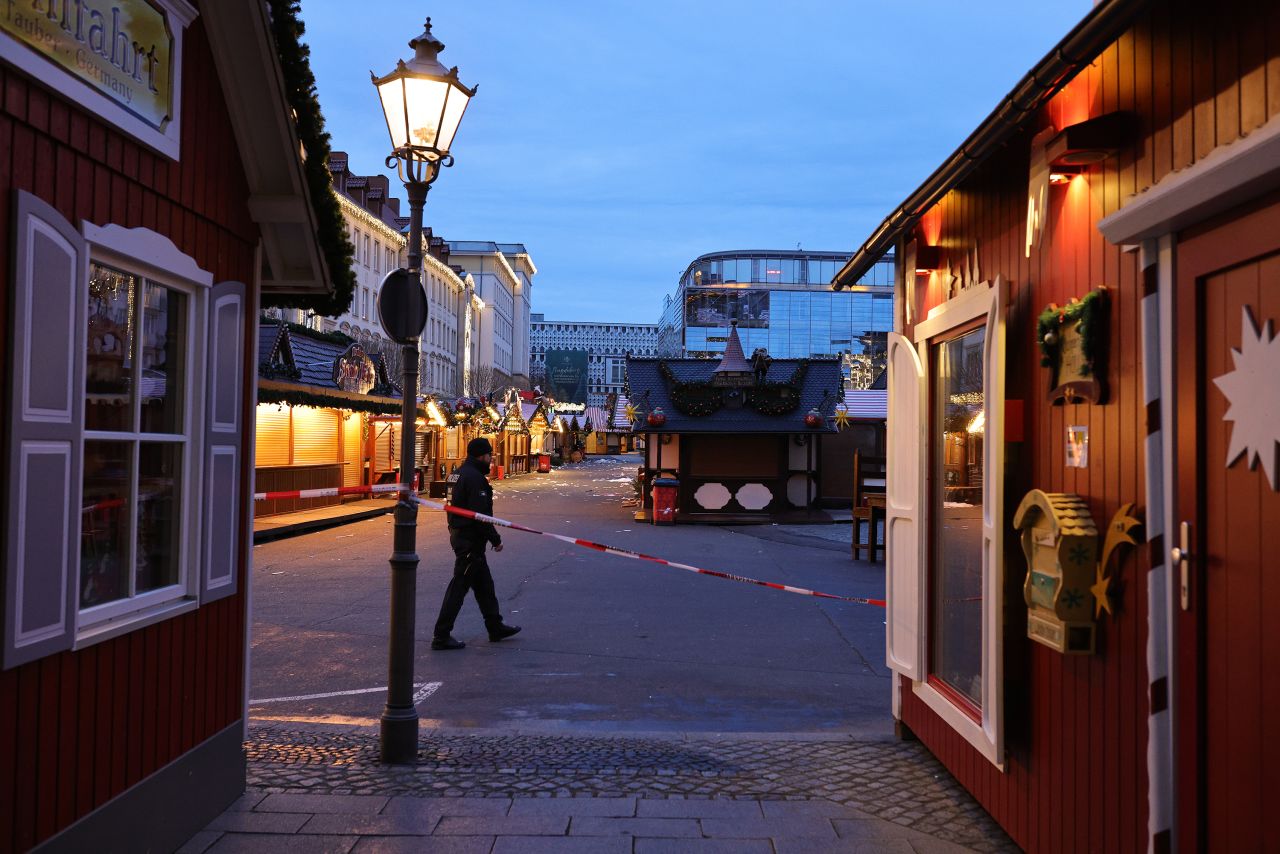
[{"x1": 1036, "y1": 288, "x2": 1109, "y2": 376}]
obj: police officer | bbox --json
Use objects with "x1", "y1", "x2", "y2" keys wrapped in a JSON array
[{"x1": 432, "y1": 437, "x2": 522, "y2": 650}]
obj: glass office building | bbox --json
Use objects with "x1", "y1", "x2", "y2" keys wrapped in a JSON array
[{"x1": 657, "y1": 249, "x2": 895, "y2": 360}]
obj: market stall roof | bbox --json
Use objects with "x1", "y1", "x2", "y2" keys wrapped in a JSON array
[
  {"x1": 625, "y1": 356, "x2": 842, "y2": 434},
  {"x1": 257, "y1": 320, "x2": 403, "y2": 415},
  {"x1": 583, "y1": 405, "x2": 609, "y2": 432},
  {"x1": 837, "y1": 389, "x2": 888, "y2": 421},
  {"x1": 202, "y1": 1, "x2": 333, "y2": 298},
  {"x1": 609, "y1": 394, "x2": 632, "y2": 432}
]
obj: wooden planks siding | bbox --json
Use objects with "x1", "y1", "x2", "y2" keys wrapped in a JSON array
[
  {"x1": 898, "y1": 1, "x2": 1280, "y2": 851},
  {"x1": 0, "y1": 19, "x2": 256, "y2": 851}
]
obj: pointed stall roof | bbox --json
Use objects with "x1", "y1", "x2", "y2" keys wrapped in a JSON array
[{"x1": 712, "y1": 322, "x2": 753, "y2": 375}]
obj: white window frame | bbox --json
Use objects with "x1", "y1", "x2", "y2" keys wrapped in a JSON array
[
  {"x1": 75, "y1": 223, "x2": 212, "y2": 646},
  {"x1": 895, "y1": 277, "x2": 1007, "y2": 769}
]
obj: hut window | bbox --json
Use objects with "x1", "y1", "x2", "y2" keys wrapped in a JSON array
[
  {"x1": 929, "y1": 323, "x2": 986, "y2": 712},
  {"x1": 82, "y1": 263, "x2": 195, "y2": 618}
]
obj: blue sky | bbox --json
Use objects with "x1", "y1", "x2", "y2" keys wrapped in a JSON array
[{"x1": 303, "y1": 1, "x2": 1086, "y2": 322}]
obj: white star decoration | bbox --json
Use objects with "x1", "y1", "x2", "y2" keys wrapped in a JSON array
[{"x1": 1213, "y1": 306, "x2": 1280, "y2": 490}]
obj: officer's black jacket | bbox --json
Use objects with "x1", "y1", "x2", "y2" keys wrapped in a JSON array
[{"x1": 448, "y1": 457, "x2": 501, "y2": 546}]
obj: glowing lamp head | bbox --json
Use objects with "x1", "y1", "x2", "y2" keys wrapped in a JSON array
[{"x1": 372, "y1": 18, "x2": 476, "y2": 164}]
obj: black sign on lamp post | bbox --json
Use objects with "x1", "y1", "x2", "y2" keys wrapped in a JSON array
[{"x1": 371, "y1": 17, "x2": 475, "y2": 765}]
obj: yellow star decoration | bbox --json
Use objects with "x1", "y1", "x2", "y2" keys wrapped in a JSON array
[
  {"x1": 1091, "y1": 503, "x2": 1143, "y2": 620},
  {"x1": 1090, "y1": 565, "x2": 1113, "y2": 619},
  {"x1": 834, "y1": 406, "x2": 851, "y2": 430},
  {"x1": 625, "y1": 404, "x2": 638, "y2": 423}
]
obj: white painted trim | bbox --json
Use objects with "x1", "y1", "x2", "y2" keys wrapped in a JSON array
[
  {"x1": 0, "y1": 0, "x2": 197, "y2": 160},
  {"x1": 74, "y1": 598, "x2": 198, "y2": 649},
  {"x1": 76, "y1": 243, "x2": 206, "y2": 639},
  {"x1": 13, "y1": 442, "x2": 71, "y2": 646},
  {"x1": 1099, "y1": 112, "x2": 1280, "y2": 245},
  {"x1": 204, "y1": 445, "x2": 238, "y2": 593},
  {"x1": 209, "y1": 292, "x2": 244, "y2": 432},
  {"x1": 980, "y1": 275, "x2": 1008, "y2": 769},
  {"x1": 245, "y1": 255, "x2": 261, "y2": 739},
  {"x1": 913, "y1": 680, "x2": 1005, "y2": 768},
  {"x1": 912, "y1": 280, "x2": 995, "y2": 343},
  {"x1": 82, "y1": 222, "x2": 214, "y2": 287},
  {"x1": 906, "y1": 277, "x2": 1006, "y2": 770},
  {"x1": 1159, "y1": 232, "x2": 1183, "y2": 853},
  {"x1": 21, "y1": 218, "x2": 77, "y2": 423}
]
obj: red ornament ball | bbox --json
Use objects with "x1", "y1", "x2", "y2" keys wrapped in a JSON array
[
  {"x1": 804, "y1": 409, "x2": 823, "y2": 429},
  {"x1": 647, "y1": 408, "x2": 667, "y2": 428}
]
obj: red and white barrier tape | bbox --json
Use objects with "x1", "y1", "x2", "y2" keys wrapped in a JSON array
[
  {"x1": 249, "y1": 483, "x2": 886, "y2": 608},
  {"x1": 252, "y1": 483, "x2": 405, "y2": 502}
]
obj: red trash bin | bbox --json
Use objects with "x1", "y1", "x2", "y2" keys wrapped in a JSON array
[
  {"x1": 652, "y1": 477, "x2": 679, "y2": 525},
  {"x1": 538, "y1": 454, "x2": 551, "y2": 473}
]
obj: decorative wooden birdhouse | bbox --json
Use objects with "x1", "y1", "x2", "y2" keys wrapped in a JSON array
[{"x1": 1013, "y1": 490, "x2": 1099, "y2": 654}]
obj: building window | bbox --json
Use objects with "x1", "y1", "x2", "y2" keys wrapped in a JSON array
[
  {"x1": 374, "y1": 240, "x2": 381, "y2": 274},
  {"x1": 930, "y1": 323, "x2": 986, "y2": 711},
  {"x1": 82, "y1": 263, "x2": 194, "y2": 619}
]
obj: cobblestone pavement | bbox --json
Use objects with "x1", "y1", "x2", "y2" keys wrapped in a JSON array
[{"x1": 237, "y1": 721, "x2": 1018, "y2": 853}]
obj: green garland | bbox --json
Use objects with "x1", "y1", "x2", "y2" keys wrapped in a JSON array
[
  {"x1": 656, "y1": 358, "x2": 810, "y2": 417},
  {"x1": 263, "y1": 0, "x2": 357, "y2": 316},
  {"x1": 1036, "y1": 289, "x2": 1109, "y2": 376}
]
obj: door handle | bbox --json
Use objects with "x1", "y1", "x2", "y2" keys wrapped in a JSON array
[{"x1": 1171, "y1": 521, "x2": 1191, "y2": 611}]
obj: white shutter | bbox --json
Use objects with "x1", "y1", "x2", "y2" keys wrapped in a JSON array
[
  {"x1": 885, "y1": 331, "x2": 926, "y2": 680},
  {"x1": 3, "y1": 191, "x2": 86, "y2": 668},
  {"x1": 980, "y1": 276, "x2": 1008, "y2": 760},
  {"x1": 202, "y1": 281, "x2": 246, "y2": 604}
]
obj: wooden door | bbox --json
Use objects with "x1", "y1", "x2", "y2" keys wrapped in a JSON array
[{"x1": 1175, "y1": 193, "x2": 1280, "y2": 851}]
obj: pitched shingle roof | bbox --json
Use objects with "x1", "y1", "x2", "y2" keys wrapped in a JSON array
[{"x1": 625, "y1": 357, "x2": 843, "y2": 434}]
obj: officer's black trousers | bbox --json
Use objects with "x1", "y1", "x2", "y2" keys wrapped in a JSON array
[{"x1": 433, "y1": 531, "x2": 503, "y2": 638}]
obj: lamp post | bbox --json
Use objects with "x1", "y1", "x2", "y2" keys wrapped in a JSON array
[{"x1": 372, "y1": 17, "x2": 475, "y2": 764}]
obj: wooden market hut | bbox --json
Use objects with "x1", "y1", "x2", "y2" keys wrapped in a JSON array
[
  {"x1": 835, "y1": 0, "x2": 1280, "y2": 849},
  {"x1": 255, "y1": 320, "x2": 405, "y2": 516},
  {"x1": 819, "y1": 388, "x2": 888, "y2": 506},
  {"x1": 607, "y1": 393, "x2": 638, "y2": 453},
  {"x1": 582, "y1": 404, "x2": 611, "y2": 454},
  {"x1": 626, "y1": 325, "x2": 842, "y2": 523},
  {"x1": 523, "y1": 399, "x2": 559, "y2": 465},
  {"x1": 0, "y1": 1, "x2": 338, "y2": 849}
]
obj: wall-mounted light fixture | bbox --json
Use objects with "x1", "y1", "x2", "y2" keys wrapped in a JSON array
[
  {"x1": 914, "y1": 244, "x2": 941, "y2": 273},
  {"x1": 1045, "y1": 111, "x2": 1137, "y2": 176}
]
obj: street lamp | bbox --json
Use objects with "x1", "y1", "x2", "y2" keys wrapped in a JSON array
[{"x1": 372, "y1": 16, "x2": 475, "y2": 765}]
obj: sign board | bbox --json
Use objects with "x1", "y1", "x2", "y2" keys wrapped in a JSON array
[
  {"x1": 378, "y1": 268, "x2": 428, "y2": 344},
  {"x1": 334, "y1": 344, "x2": 376, "y2": 394},
  {"x1": 545, "y1": 349, "x2": 589, "y2": 403},
  {"x1": 0, "y1": 0, "x2": 193, "y2": 157}
]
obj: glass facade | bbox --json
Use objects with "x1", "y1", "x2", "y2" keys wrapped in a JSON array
[{"x1": 657, "y1": 250, "x2": 896, "y2": 362}]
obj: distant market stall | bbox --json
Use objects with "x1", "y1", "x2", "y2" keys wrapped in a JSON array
[{"x1": 626, "y1": 324, "x2": 842, "y2": 522}]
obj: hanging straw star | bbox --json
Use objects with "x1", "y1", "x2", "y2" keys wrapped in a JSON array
[
  {"x1": 625, "y1": 403, "x2": 638, "y2": 423},
  {"x1": 834, "y1": 405, "x2": 851, "y2": 430}
]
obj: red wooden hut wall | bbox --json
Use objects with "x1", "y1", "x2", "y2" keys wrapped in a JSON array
[
  {"x1": 0, "y1": 18, "x2": 257, "y2": 851},
  {"x1": 898, "y1": 1, "x2": 1280, "y2": 851}
]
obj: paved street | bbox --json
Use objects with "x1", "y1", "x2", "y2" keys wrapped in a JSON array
[
  {"x1": 247, "y1": 454, "x2": 890, "y2": 735},
  {"x1": 188, "y1": 455, "x2": 1015, "y2": 852}
]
